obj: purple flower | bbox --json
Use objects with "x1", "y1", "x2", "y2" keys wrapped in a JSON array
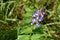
[
  {"x1": 36, "y1": 16, "x2": 39, "y2": 19},
  {"x1": 32, "y1": 10, "x2": 39, "y2": 17},
  {"x1": 36, "y1": 22, "x2": 40, "y2": 27},
  {"x1": 38, "y1": 17, "x2": 43, "y2": 21},
  {"x1": 41, "y1": 14, "x2": 44, "y2": 18},
  {"x1": 31, "y1": 8, "x2": 45, "y2": 27},
  {"x1": 31, "y1": 18, "x2": 36, "y2": 25},
  {"x1": 32, "y1": 14, "x2": 36, "y2": 17},
  {"x1": 42, "y1": 12, "x2": 45, "y2": 15},
  {"x1": 35, "y1": 10, "x2": 39, "y2": 15}
]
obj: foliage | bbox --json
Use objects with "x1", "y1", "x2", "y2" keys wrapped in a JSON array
[{"x1": 0, "y1": 0, "x2": 60, "y2": 40}]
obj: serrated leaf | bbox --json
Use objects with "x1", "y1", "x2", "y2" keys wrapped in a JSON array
[
  {"x1": 31, "y1": 34, "x2": 48, "y2": 40},
  {"x1": 31, "y1": 34, "x2": 41, "y2": 40}
]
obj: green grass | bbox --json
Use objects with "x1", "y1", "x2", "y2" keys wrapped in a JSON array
[{"x1": 0, "y1": 0, "x2": 60, "y2": 40}]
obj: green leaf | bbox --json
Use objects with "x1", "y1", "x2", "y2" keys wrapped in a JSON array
[
  {"x1": 20, "y1": 26, "x2": 32, "y2": 34},
  {"x1": 25, "y1": 8, "x2": 32, "y2": 12},
  {"x1": 31, "y1": 34, "x2": 41, "y2": 40},
  {"x1": 31, "y1": 34, "x2": 48, "y2": 40},
  {"x1": 23, "y1": 18, "x2": 31, "y2": 24},
  {"x1": 17, "y1": 35, "x2": 30, "y2": 40}
]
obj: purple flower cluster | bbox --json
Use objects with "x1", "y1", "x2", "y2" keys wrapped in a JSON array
[{"x1": 31, "y1": 8, "x2": 45, "y2": 27}]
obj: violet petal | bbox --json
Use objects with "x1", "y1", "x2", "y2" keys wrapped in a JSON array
[
  {"x1": 41, "y1": 14, "x2": 44, "y2": 18},
  {"x1": 35, "y1": 10, "x2": 39, "y2": 16},
  {"x1": 32, "y1": 14, "x2": 36, "y2": 17},
  {"x1": 31, "y1": 19, "x2": 36, "y2": 25},
  {"x1": 36, "y1": 22, "x2": 40, "y2": 27},
  {"x1": 38, "y1": 18, "x2": 43, "y2": 21},
  {"x1": 36, "y1": 16, "x2": 39, "y2": 19},
  {"x1": 42, "y1": 12, "x2": 45, "y2": 15}
]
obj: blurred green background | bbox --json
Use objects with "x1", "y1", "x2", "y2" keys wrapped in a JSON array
[{"x1": 0, "y1": 0, "x2": 60, "y2": 40}]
